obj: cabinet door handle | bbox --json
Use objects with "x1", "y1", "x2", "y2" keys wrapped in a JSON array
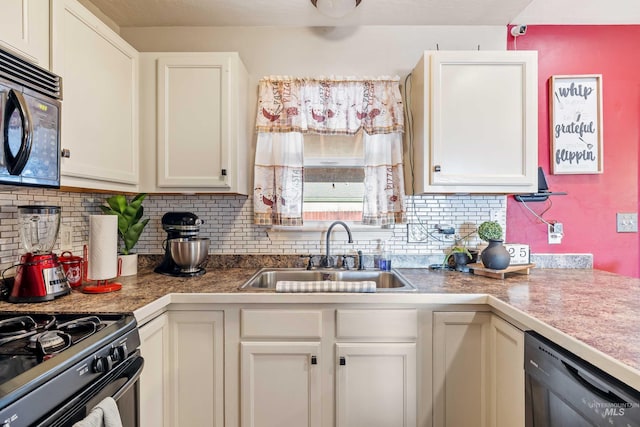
[
  {"x1": 339, "y1": 356, "x2": 346, "y2": 366},
  {"x1": 311, "y1": 355, "x2": 317, "y2": 365},
  {"x1": 434, "y1": 165, "x2": 441, "y2": 172}
]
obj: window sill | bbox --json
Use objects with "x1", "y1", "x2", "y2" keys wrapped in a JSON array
[{"x1": 267, "y1": 222, "x2": 395, "y2": 241}]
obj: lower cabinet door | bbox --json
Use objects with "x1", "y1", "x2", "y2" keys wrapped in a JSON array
[
  {"x1": 138, "y1": 313, "x2": 169, "y2": 427},
  {"x1": 335, "y1": 343, "x2": 417, "y2": 427},
  {"x1": 433, "y1": 311, "x2": 492, "y2": 427},
  {"x1": 240, "y1": 342, "x2": 322, "y2": 427},
  {"x1": 491, "y1": 315, "x2": 525, "y2": 427},
  {"x1": 169, "y1": 311, "x2": 224, "y2": 427}
]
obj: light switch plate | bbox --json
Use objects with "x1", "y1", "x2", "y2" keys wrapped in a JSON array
[
  {"x1": 616, "y1": 213, "x2": 638, "y2": 233},
  {"x1": 60, "y1": 224, "x2": 73, "y2": 251}
]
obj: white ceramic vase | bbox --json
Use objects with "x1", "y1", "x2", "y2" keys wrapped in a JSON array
[{"x1": 118, "y1": 253, "x2": 138, "y2": 277}]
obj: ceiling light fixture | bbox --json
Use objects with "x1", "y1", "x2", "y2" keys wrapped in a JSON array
[{"x1": 310, "y1": 0, "x2": 362, "y2": 18}]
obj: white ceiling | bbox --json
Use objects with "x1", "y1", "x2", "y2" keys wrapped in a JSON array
[{"x1": 82, "y1": 0, "x2": 640, "y2": 28}]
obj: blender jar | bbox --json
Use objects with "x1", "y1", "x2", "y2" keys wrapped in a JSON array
[{"x1": 18, "y1": 206, "x2": 61, "y2": 253}]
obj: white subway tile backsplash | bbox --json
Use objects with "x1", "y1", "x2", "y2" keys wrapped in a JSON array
[{"x1": 0, "y1": 188, "x2": 506, "y2": 272}]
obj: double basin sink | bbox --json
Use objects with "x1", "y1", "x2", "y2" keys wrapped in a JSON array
[{"x1": 239, "y1": 268, "x2": 417, "y2": 292}]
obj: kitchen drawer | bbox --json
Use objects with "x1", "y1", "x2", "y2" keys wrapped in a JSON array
[
  {"x1": 241, "y1": 309, "x2": 323, "y2": 339},
  {"x1": 336, "y1": 309, "x2": 418, "y2": 341}
]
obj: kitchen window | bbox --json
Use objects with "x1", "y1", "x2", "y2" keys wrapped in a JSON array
[
  {"x1": 253, "y1": 76, "x2": 406, "y2": 228},
  {"x1": 303, "y1": 133, "x2": 364, "y2": 222}
]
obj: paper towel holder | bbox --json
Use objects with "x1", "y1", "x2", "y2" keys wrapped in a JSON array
[{"x1": 81, "y1": 245, "x2": 122, "y2": 293}]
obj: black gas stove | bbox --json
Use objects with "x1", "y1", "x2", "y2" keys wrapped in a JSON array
[{"x1": 0, "y1": 313, "x2": 142, "y2": 427}]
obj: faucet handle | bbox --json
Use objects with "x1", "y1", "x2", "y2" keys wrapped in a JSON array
[
  {"x1": 342, "y1": 255, "x2": 355, "y2": 270},
  {"x1": 300, "y1": 255, "x2": 314, "y2": 270}
]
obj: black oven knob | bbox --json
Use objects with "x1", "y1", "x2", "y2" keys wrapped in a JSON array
[
  {"x1": 110, "y1": 343, "x2": 128, "y2": 362},
  {"x1": 93, "y1": 355, "x2": 113, "y2": 373}
]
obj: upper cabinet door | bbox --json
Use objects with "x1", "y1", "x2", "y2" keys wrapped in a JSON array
[
  {"x1": 0, "y1": 0, "x2": 50, "y2": 68},
  {"x1": 406, "y1": 50, "x2": 538, "y2": 194},
  {"x1": 157, "y1": 55, "x2": 230, "y2": 189},
  {"x1": 52, "y1": 0, "x2": 139, "y2": 191},
  {"x1": 139, "y1": 52, "x2": 249, "y2": 194}
]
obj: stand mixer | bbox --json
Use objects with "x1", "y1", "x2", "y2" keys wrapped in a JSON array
[
  {"x1": 9, "y1": 206, "x2": 70, "y2": 303},
  {"x1": 155, "y1": 212, "x2": 209, "y2": 277}
]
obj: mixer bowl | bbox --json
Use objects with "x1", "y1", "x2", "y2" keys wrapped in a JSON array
[{"x1": 169, "y1": 238, "x2": 210, "y2": 273}]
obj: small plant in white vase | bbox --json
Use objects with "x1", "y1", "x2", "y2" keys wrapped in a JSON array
[{"x1": 100, "y1": 193, "x2": 149, "y2": 276}]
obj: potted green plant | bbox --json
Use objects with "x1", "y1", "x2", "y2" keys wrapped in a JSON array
[
  {"x1": 443, "y1": 245, "x2": 472, "y2": 271},
  {"x1": 477, "y1": 221, "x2": 510, "y2": 270},
  {"x1": 100, "y1": 193, "x2": 150, "y2": 276}
]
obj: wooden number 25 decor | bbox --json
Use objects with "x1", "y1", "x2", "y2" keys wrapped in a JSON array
[{"x1": 549, "y1": 74, "x2": 603, "y2": 174}]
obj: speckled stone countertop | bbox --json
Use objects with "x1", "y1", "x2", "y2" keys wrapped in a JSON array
[{"x1": 2, "y1": 266, "x2": 640, "y2": 389}]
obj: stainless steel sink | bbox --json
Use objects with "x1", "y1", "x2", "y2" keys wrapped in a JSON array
[{"x1": 239, "y1": 268, "x2": 416, "y2": 292}]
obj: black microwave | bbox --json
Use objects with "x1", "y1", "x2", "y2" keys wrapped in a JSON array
[{"x1": 0, "y1": 48, "x2": 62, "y2": 188}]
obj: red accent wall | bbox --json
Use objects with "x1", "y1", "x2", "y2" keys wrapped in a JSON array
[{"x1": 506, "y1": 25, "x2": 640, "y2": 278}]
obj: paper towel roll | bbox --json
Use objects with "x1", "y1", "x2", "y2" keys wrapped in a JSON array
[{"x1": 88, "y1": 215, "x2": 118, "y2": 280}]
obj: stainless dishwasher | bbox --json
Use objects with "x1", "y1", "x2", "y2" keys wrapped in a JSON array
[{"x1": 525, "y1": 331, "x2": 640, "y2": 426}]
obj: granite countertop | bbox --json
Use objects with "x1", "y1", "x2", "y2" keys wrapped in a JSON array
[{"x1": 2, "y1": 266, "x2": 640, "y2": 389}]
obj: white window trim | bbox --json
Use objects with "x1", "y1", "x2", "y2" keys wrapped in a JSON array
[{"x1": 267, "y1": 221, "x2": 395, "y2": 241}]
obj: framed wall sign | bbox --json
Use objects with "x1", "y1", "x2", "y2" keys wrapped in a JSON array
[{"x1": 549, "y1": 74, "x2": 603, "y2": 174}]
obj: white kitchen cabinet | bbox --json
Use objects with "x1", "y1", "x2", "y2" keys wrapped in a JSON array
[
  {"x1": 238, "y1": 309, "x2": 323, "y2": 427},
  {"x1": 138, "y1": 313, "x2": 169, "y2": 427},
  {"x1": 406, "y1": 50, "x2": 538, "y2": 194},
  {"x1": 237, "y1": 308, "x2": 418, "y2": 427},
  {"x1": 490, "y1": 315, "x2": 525, "y2": 427},
  {"x1": 433, "y1": 311, "x2": 526, "y2": 427},
  {"x1": 0, "y1": 0, "x2": 50, "y2": 68},
  {"x1": 334, "y1": 309, "x2": 418, "y2": 427},
  {"x1": 52, "y1": 0, "x2": 139, "y2": 192},
  {"x1": 168, "y1": 310, "x2": 224, "y2": 427},
  {"x1": 433, "y1": 311, "x2": 491, "y2": 427},
  {"x1": 240, "y1": 342, "x2": 322, "y2": 427},
  {"x1": 335, "y1": 343, "x2": 416, "y2": 427},
  {"x1": 139, "y1": 52, "x2": 250, "y2": 194}
]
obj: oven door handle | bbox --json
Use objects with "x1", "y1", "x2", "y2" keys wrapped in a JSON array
[
  {"x1": 3, "y1": 89, "x2": 33, "y2": 176},
  {"x1": 112, "y1": 354, "x2": 144, "y2": 401}
]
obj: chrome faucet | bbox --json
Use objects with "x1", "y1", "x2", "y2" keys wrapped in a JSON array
[{"x1": 324, "y1": 221, "x2": 353, "y2": 268}]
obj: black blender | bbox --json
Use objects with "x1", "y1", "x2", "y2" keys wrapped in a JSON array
[{"x1": 155, "y1": 212, "x2": 208, "y2": 277}]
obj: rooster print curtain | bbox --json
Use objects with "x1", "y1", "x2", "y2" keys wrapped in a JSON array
[
  {"x1": 362, "y1": 132, "x2": 406, "y2": 225},
  {"x1": 254, "y1": 76, "x2": 405, "y2": 226},
  {"x1": 255, "y1": 76, "x2": 404, "y2": 135},
  {"x1": 254, "y1": 132, "x2": 304, "y2": 226}
]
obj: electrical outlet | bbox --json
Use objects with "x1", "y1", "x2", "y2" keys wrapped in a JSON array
[
  {"x1": 548, "y1": 223, "x2": 563, "y2": 244},
  {"x1": 616, "y1": 213, "x2": 638, "y2": 233},
  {"x1": 60, "y1": 224, "x2": 73, "y2": 251},
  {"x1": 490, "y1": 209, "x2": 506, "y2": 225},
  {"x1": 407, "y1": 223, "x2": 428, "y2": 243}
]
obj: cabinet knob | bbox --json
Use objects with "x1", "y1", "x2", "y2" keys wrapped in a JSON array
[
  {"x1": 61, "y1": 148, "x2": 71, "y2": 158},
  {"x1": 434, "y1": 165, "x2": 441, "y2": 172},
  {"x1": 339, "y1": 356, "x2": 346, "y2": 366},
  {"x1": 221, "y1": 169, "x2": 227, "y2": 176},
  {"x1": 311, "y1": 355, "x2": 317, "y2": 365}
]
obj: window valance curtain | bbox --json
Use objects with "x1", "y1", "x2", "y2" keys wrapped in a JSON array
[
  {"x1": 254, "y1": 76, "x2": 406, "y2": 226},
  {"x1": 256, "y1": 76, "x2": 404, "y2": 135}
]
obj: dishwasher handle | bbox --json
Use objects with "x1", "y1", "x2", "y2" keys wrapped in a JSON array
[{"x1": 562, "y1": 360, "x2": 627, "y2": 405}]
